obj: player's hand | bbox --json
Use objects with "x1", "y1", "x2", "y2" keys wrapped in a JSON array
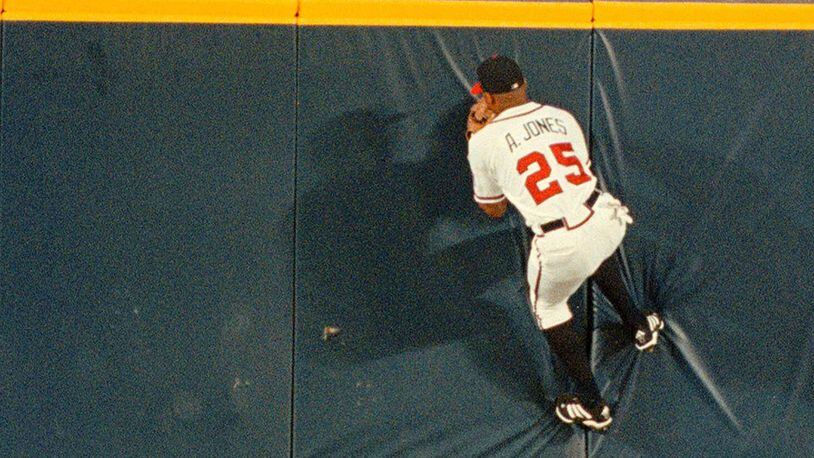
[
  {"x1": 615, "y1": 206, "x2": 633, "y2": 225},
  {"x1": 601, "y1": 196, "x2": 634, "y2": 225},
  {"x1": 466, "y1": 98, "x2": 495, "y2": 141}
]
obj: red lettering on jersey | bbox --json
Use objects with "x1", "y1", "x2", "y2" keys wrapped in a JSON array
[
  {"x1": 516, "y1": 142, "x2": 591, "y2": 206},
  {"x1": 549, "y1": 142, "x2": 591, "y2": 185},
  {"x1": 517, "y1": 152, "x2": 563, "y2": 205}
]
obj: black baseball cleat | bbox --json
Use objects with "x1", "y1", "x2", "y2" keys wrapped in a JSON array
[
  {"x1": 635, "y1": 312, "x2": 665, "y2": 352},
  {"x1": 554, "y1": 395, "x2": 613, "y2": 431}
]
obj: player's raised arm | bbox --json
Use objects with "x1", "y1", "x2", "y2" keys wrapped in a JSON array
[{"x1": 467, "y1": 134, "x2": 507, "y2": 219}]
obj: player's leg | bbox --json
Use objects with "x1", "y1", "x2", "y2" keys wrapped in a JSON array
[
  {"x1": 541, "y1": 317, "x2": 602, "y2": 407},
  {"x1": 592, "y1": 253, "x2": 664, "y2": 351},
  {"x1": 537, "y1": 308, "x2": 612, "y2": 430},
  {"x1": 528, "y1": 237, "x2": 610, "y2": 429},
  {"x1": 591, "y1": 251, "x2": 646, "y2": 333},
  {"x1": 586, "y1": 193, "x2": 665, "y2": 351}
]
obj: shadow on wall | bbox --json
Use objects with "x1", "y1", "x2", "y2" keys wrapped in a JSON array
[{"x1": 296, "y1": 98, "x2": 556, "y2": 404}]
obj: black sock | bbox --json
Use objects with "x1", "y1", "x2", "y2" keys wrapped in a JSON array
[
  {"x1": 543, "y1": 319, "x2": 602, "y2": 409},
  {"x1": 592, "y1": 251, "x2": 646, "y2": 332}
]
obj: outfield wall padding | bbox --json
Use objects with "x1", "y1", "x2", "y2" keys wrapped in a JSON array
[
  {"x1": 589, "y1": 30, "x2": 814, "y2": 456},
  {"x1": 1, "y1": 23, "x2": 296, "y2": 455},
  {"x1": 2, "y1": 5, "x2": 814, "y2": 457}
]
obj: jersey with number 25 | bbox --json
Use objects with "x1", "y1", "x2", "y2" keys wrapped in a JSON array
[{"x1": 468, "y1": 101, "x2": 597, "y2": 227}]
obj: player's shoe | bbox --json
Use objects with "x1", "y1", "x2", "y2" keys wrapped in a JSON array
[
  {"x1": 554, "y1": 394, "x2": 613, "y2": 431},
  {"x1": 635, "y1": 312, "x2": 665, "y2": 352}
]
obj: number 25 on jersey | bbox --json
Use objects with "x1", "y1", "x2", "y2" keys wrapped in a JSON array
[{"x1": 516, "y1": 142, "x2": 591, "y2": 205}]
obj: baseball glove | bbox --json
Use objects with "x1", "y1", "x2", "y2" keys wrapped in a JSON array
[{"x1": 466, "y1": 98, "x2": 495, "y2": 141}]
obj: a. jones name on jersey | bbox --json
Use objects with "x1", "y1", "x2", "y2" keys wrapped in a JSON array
[{"x1": 505, "y1": 117, "x2": 568, "y2": 153}]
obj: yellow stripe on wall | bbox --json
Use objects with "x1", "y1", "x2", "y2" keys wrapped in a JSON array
[
  {"x1": 2, "y1": 0, "x2": 814, "y2": 30},
  {"x1": 595, "y1": 1, "x2": 814, "y2": 30},
  {"x1": 2, "y1": 0, "x2": 299, "y2": 24},
  {"x1": 297, "y1": 0, "x2": 593, "y2": 29}
]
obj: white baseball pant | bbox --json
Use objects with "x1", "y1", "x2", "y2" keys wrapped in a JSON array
[{"x1": 527, "y1": 192, "x2": 632, "y2": 330}]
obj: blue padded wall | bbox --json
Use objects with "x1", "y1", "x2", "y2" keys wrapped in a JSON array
[
  {"x1": 1, "y1": 23, "x2": 296, "y2": 455},
  {"x1": 589, "y1": 30, "x2": 814, "y2": 456},
  {"x1": 4, "y1": 10, "x2": 813, "y2": 458}
]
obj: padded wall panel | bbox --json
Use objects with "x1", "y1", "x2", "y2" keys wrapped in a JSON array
[
  {"x1": 589, "y1": 30, "x2": 814, "y2": 456},
  {"x1": 295, "y1": 26, "x2": 592, "y2": 455},
  {"x1": 1, "y1": 23, "x2": 296, "y2": 455}
]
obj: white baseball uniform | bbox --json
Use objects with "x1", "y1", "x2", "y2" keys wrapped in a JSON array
[{"x1": 468, "y1": 101, "x2": 631, "y2": 330}]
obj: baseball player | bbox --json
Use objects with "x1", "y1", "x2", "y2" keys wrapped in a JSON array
[{"x1": 466, "y1": 56, "x2": 665, "y2": 431}]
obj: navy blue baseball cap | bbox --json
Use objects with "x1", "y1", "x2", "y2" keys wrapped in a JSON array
[{"x1": 471, "y1": 55, "x2": 524, "y2": 96}]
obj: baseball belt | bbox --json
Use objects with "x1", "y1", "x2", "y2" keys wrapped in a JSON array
[{"x1": 539, "y1": 189, "x2": 602, "y2": 234}]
